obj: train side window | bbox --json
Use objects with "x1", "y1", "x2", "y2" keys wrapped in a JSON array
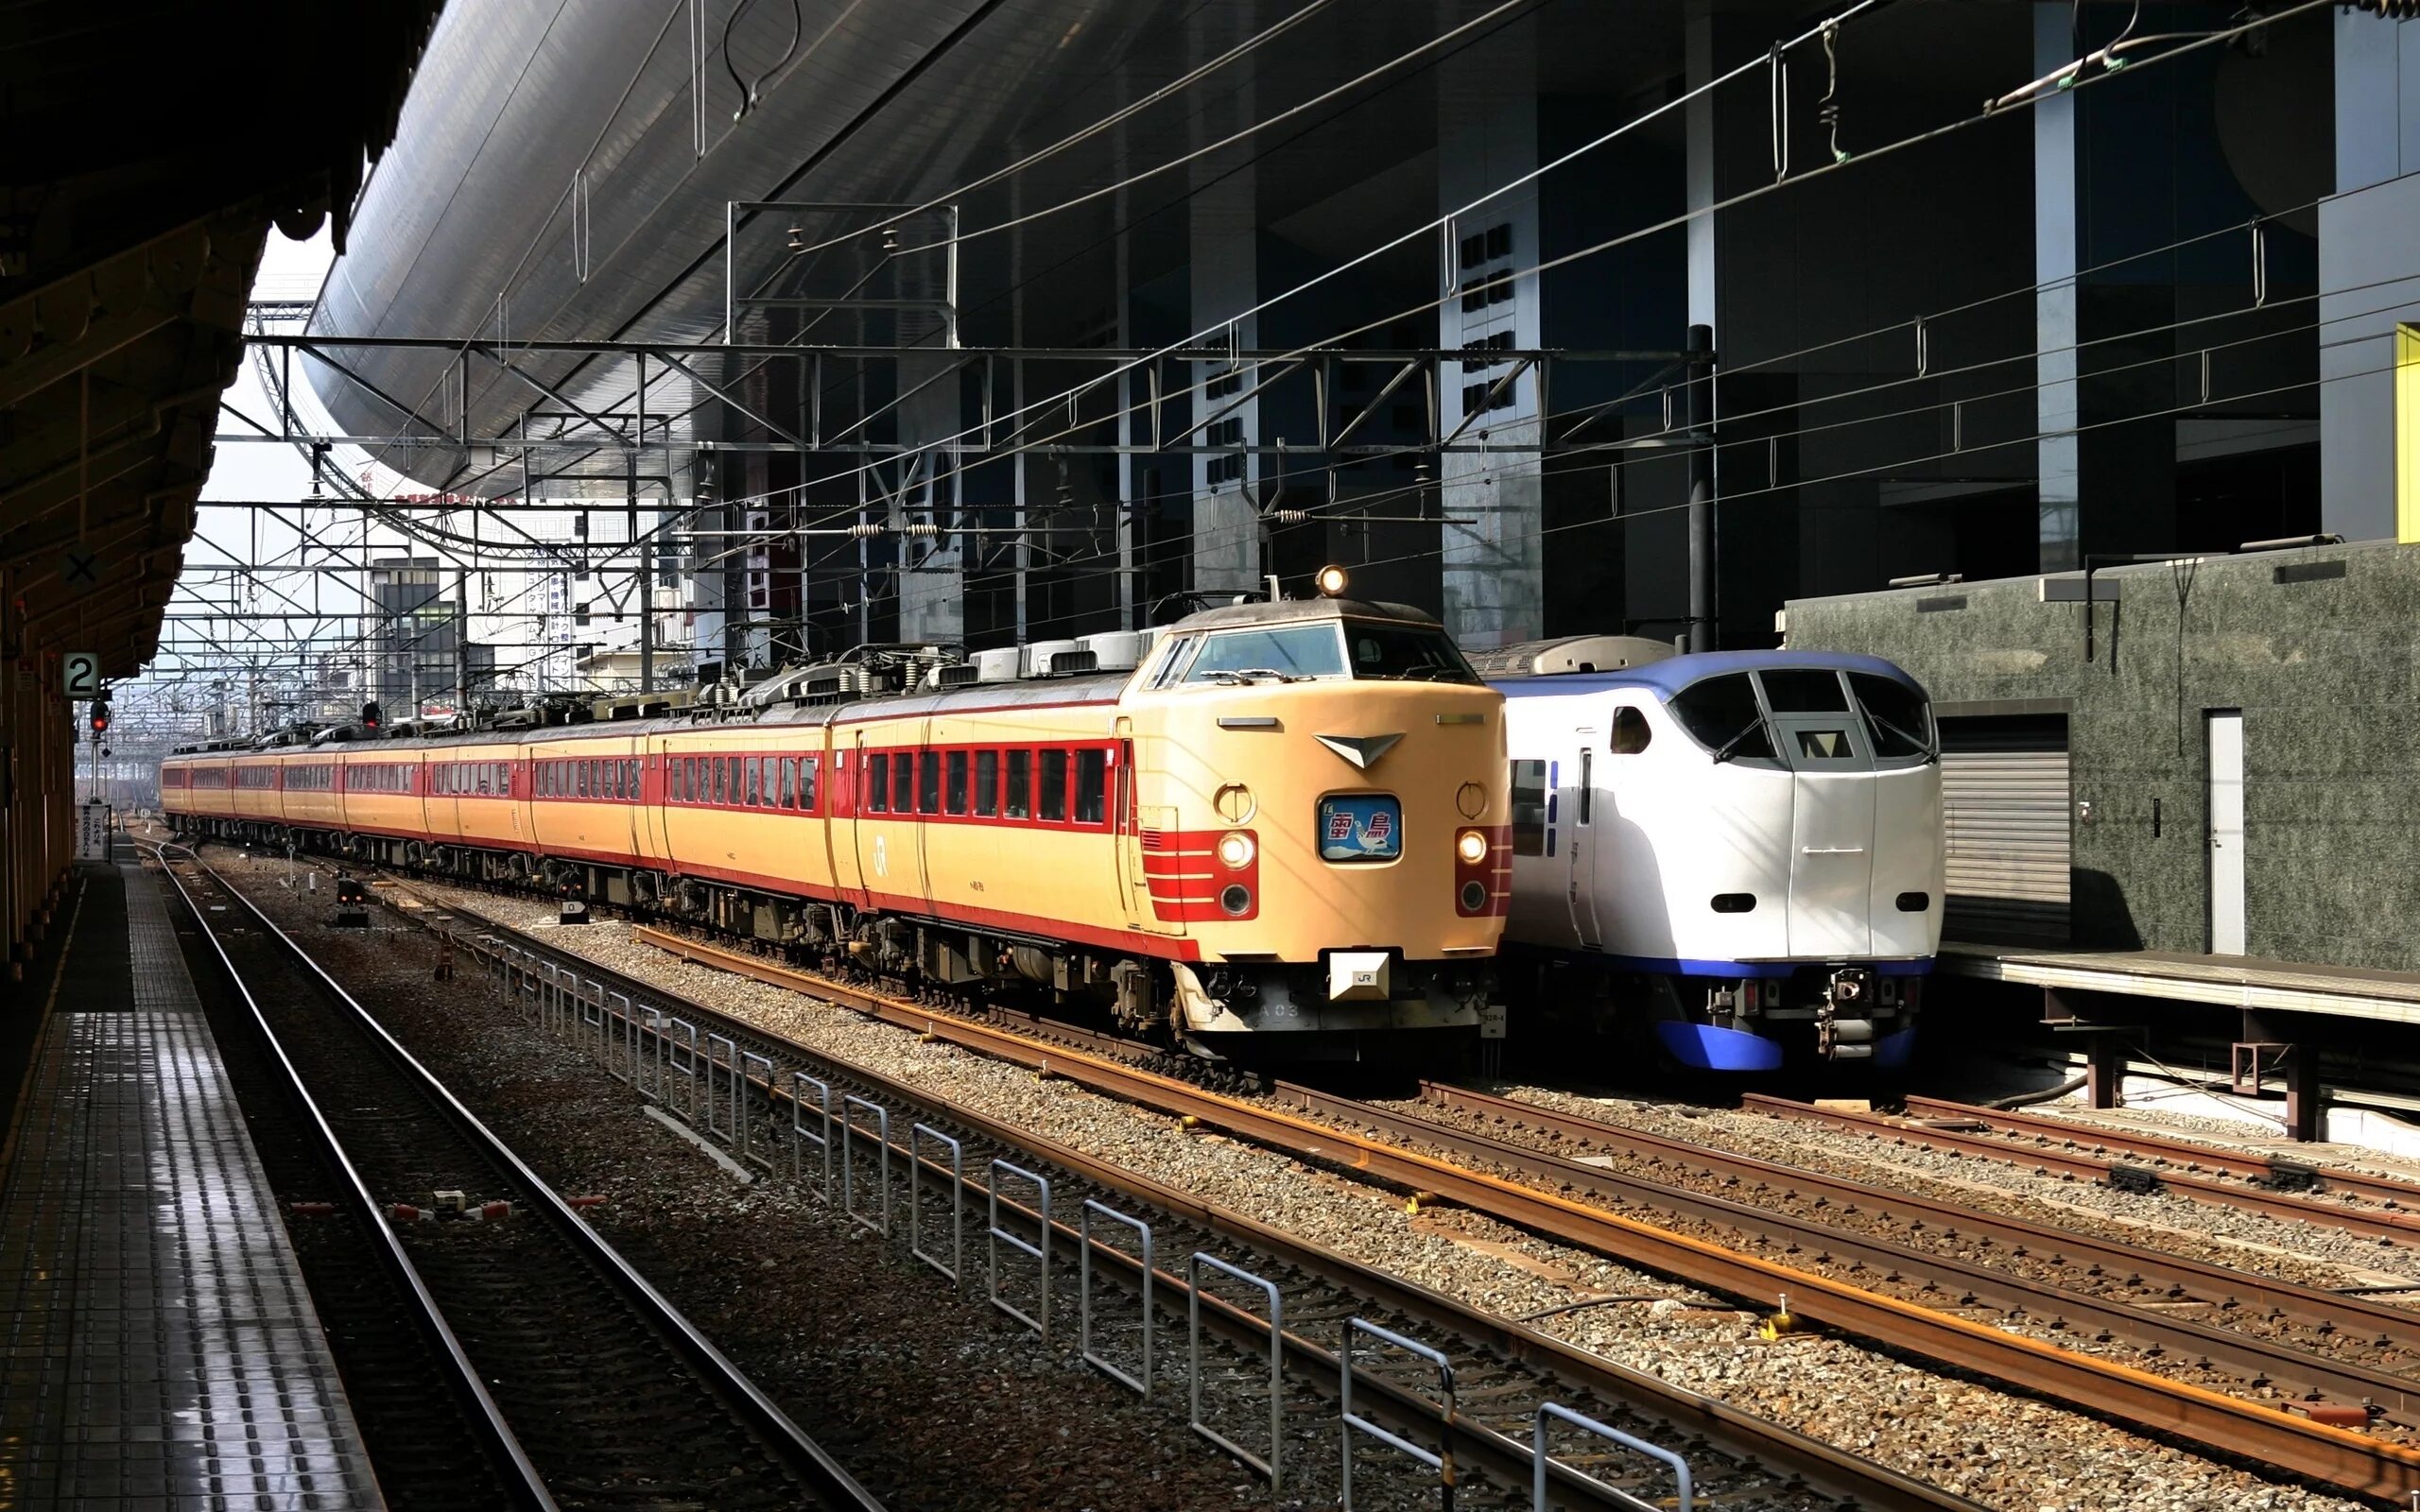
[
  {"x1": 1149, "y1": 636, "x2": 1197, "y2": 689},
  {"x1": 1039, "y1": 750, "x2": 1069, "y2": 822},
  {"x1": 800, "y1": 756, "x2": 820, "y2": 811},
  {"x1": 867, "y1": 753, "x2": 890, "y2": 812},
  {"x1": 891, "y1": 752, "x2": 914, "y2": 813},
  {"x1": 747, "y1": 757, "x2": 763, "y2": 807},
  {"x1": 577, "y1": 762, "x2": 590, "y2": 799},
  {"x1": 475, "y1": 765, "x2": 491, "y2": 797},
  {"x1": 1074, "y1": 749, "x2": 1106, "y2": 825},
  {"x1": 918, "y1": 750, "x2": 941, "y2": 814},
  {"x1": 944, "y1": 751, "x2": 968, "y2": 815},
  {"x1": 626, "y1": 759, "x2": 639, "y2": 796},
  {"x1": 1848, "y1": 672, "x2": 1934, "y2": 761},
  {"x1": 1510, "y1": 759, "x2": 1548, "y2": 856},
  {"x1": 1005, "y1": 750, "x2": 1031, "y2": 819},
  {"x1": 1611, "y1": 706, "x2": 1652, "y2": 755},
  {"x1": 1577, "y1": 750, "x2": 1592, "y2": 825},
  {"x1": 976, "y1": 750, "x2": 999, "y2": 816},
  {"x1": 776, "y1": 757, "x2": 793, "y2": 808}
]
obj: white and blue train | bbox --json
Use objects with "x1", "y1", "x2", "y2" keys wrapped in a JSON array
[{"x1": 1472, "y1": 637, "x2": 1945, "y2": 1073}]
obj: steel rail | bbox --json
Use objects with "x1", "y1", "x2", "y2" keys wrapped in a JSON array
[
  {"x1": 181, "y1": 858, "x2": 888, "y2": 1512},
  {"x1": 151, "y1": 847, "x2": 558, "y2": 1511},
  {"x1": 1430, "y1": 1084, "x2": 2420, "y2": 1360},
  {"x1": 381, "y1": 891, "x2": 1984, "y2": 1512},
  {"x1": 1897, "y1": 1095, "x2": 2420, "y2": 1213},
  {"x1": 1298, "y1": 1083, "x2": 2420, "y2": 1427},
  {"x1": 1743, "y1": 1093, "x2": 2420, "y2": 1244},
  {"x1": 610, "y1": 922, "x2": 2420, "y2": 1502}
]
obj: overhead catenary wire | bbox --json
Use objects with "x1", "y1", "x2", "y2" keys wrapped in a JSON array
[{"x1": 687, "y1": 0, "x2": 2319, "y2": 545}]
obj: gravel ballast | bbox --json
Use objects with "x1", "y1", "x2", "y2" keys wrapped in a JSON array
[{"x1": 378, "y1": 871, "x2": 2379, "y2": 1512}]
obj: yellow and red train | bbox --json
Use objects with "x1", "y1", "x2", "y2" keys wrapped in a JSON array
[{"x1": 163, "y1": 597, "x2": 1512, "y2": 1062}]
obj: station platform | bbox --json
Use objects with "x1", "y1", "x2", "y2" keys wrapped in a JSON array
[
  {"x1": 1941, "y1": 940, "x2": 2420, "y2": 1025},
  {"x1": 0, "y1": 859, "x2": 382, "y2": 1509}
]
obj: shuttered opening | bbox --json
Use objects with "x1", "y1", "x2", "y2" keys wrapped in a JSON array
[{"x1": 1939, "y1": 714, "x2": 2070, "y2": 946}]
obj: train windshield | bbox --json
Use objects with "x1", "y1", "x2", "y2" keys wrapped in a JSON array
[
  {"x1": 1340, "y1": 622, "x2": 1480, "y2": 683},
  {"x1": 1668, "y1": 668, "x2": 1935, "y2": 766},
  {"x1": 1180, "y1": 620, "x2": 1479, "y2": 684},
  {"x1": 1185, "y1": 625, "x2": 1348, "y2": 682}
]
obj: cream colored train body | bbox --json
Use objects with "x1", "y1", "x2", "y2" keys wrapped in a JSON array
[{"x1": 163, "y1": 599, "x2": 1512, "y2": 1062}]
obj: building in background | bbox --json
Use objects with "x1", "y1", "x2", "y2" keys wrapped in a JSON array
[{"x1": 300, "y1": 1, "x2": 2415, "y2": 664}]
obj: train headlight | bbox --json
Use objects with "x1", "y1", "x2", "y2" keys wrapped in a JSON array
[
  {"x1": 1315, "y1": 563, "x2": 1350, "y2": 598},
  {"x1": 1217, "y1": 831, "x2": 1256, "y2": 869},
  {"x1": 1455, "y1": 828, "x2": 1488, "y2": 864}
]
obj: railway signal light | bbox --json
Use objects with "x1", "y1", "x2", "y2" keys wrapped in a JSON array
[
  {"x1": 88, "y1": 699, "x2": 109, "y2": 735},
  {"x1": 361, "y1": 700, "x2": 382, "y2": 731}
]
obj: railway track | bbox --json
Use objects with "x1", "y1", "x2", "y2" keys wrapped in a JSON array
[
  {"x1": 346, "y1": 870, "x2": 2420, "y2": 1506},
  {"x1": 340, "y1": 870, "x2": 1990, "y2": 1512},
  {"x1": 158, "y1": 848, "x2": 883, "y2": 1512},
  {"x1": 1741, "y1": 1093, "x2": 2420, "y2": 1246}
]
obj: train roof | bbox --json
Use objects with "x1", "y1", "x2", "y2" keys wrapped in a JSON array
[
  {"x1": 1168, "y1": 597, "x2": 1440, "y2": 632},
  {"x1": 1491, "y1": 648, "x2": 1923, "y2": 700}
]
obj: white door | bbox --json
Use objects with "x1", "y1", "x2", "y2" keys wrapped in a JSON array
[
  {"x1": 1567, "y1": 744, "x2": 1601, "y2": 949},
  {"x1": 2206, "y1": 711, "x2": 2245, "y2": 954}
]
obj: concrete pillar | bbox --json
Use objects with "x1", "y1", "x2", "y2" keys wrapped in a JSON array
[
  {"x1": 1188, "y1": 165, "x2": 1262, "y2": 597},
  {"x1": 2031, "y1": 0, "x2": 2177, "y2": 570},
  {"x1": 2320, "y1": 8, "x2": 2420, "y2": 541},
  {"x1": 1436, "y1": 33, "x2": 1542, "y2": 650},
  {"x1": 2032, "y1": 2, "x2": 2083, "y2": 571}
]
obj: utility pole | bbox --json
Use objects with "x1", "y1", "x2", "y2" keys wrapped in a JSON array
[
  {"x1": 1685, "y1": 322, "x2": 1716, "y2": 654},
  {"x1": 454, "y1": 567, "x2": 470, "y2": 720}
]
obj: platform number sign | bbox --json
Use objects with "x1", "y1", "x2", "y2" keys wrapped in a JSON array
[{"x1": 61, "y1": 651, "x2": 101, "y2": 698}]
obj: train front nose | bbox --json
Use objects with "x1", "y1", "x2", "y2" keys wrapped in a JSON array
[{"x1": 1160, "y1": 682, "x2": 1508, "y2": 1061}]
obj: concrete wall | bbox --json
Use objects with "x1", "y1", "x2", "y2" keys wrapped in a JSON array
[{"x1": 1787, "y1": 539, "x2": 2420, "y2": 971}]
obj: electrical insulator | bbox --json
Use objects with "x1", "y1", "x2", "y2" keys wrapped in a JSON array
[{"x1": 2354, "y1": 0, "x2": 2420, "y2": 16}]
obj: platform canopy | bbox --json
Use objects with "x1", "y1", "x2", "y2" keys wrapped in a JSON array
[{"x1": 0, "y1": 0, "x2": 441, "y2": 678}]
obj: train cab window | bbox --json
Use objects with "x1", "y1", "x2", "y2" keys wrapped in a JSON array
[
  {"x1": 1148, "y1": 636, "x2": 1197, "y2": 688},
  {"x1": 944, "y1": 751, "x2": 968, "y2": 815},
  {"x1": 891, "y1": 753, "x2": 914, "y2": 813},
  {"x1": 918, "y1": 751, "x2": 941, "y2": 814},
  {"x1": 1760, "y1": 668, "x2": 1850, "y2": 712},
  {"x1": 1611, "y1": 707, "x2": 1652, "y2": 755},
  {"x1": 1344, "y1": 622, "x2": 1480, "y2": 683},
  {"x1": 1848, "y1": 673, "x2": 1935, "y2": 762},
  {"x1": 1005, "y1": 750, "x2": 1031, "y2": 819},
  {"x1": 1185, "y1": 625, "x2": 1345, "y2": 683},
  {"x1": 867, "y1": 753, "x2": 890, "y2": 812},
  {"x1": 1793, "y1": 728, "x2": 1858, "y2": 761},
  {"x1": 975, "y1": 750, "x2": 999, "y2": 816},
  {"x1": 1510, "y1": 759, "x2": 1548, "y2": 856},
  {"x1": 1075, "y1": 749, "x2": 1106, "y2": 825},
  {"x1": 1039, "y1": 750, "x2": 1070, "y2": 822},
  {"x1": 1669, "y1": 674, "x2": 1775, "y2": 763}
]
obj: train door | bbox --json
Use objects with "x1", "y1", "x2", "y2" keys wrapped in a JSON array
[
  {"x1": 1763, "y1": 704, "x2": 1877, "y2": 958},
  {"x1": 841, "y1": 730, "x2": 871, "y2": 909},
  {"x1": 639, "y1": 738, "x2": 670, "y2": 865},
  {"x1": 1566, "y1": 736, "x2": 1602, "y2": 949},
  {"x1": 912, "y1": 717, "x2": 936, "y2": 905},
  {"x1": 1114, "y1": 722, "x2": 1184, "y2": 937}
]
